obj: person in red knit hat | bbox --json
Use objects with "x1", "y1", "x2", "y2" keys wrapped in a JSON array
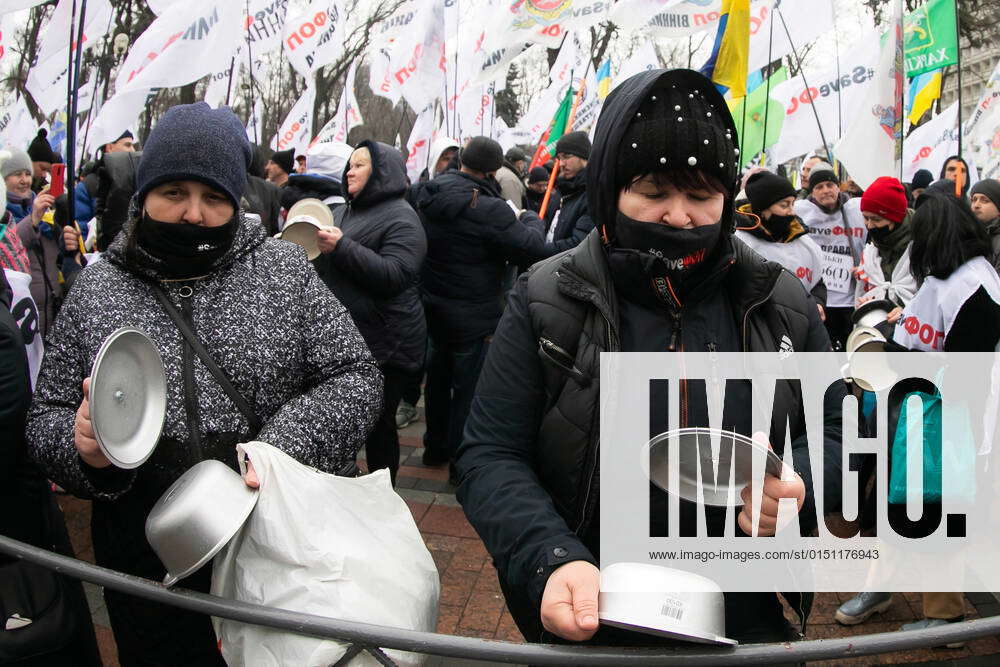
[{"x1": 854, "y1": 176, "x2": 917, "y2": 308}]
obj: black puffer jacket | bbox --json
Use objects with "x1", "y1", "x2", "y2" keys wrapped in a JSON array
[
  {"x1": 315, "y1": 141, "x2": 427, "y2": 373},
  {"x1": 456, "y1": 68, "x2": 843, "y2": 645},
  {"x1": 417, "y1": 170, "x2": 547, "y2": 344}
]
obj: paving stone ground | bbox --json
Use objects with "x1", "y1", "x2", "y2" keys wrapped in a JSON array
[{"x1": 56, "y1": 406, "x2": 1000, "y2": 666}]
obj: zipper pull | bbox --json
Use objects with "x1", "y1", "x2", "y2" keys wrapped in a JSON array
[{"x1": 667, "y1": 311, "x2": 682, "y2": 351}]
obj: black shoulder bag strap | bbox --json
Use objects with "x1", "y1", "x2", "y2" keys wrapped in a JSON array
[{"x1": 150, "y1": 284, "x2": 263, "y2": 434}]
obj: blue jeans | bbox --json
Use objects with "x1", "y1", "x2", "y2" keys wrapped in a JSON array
[{"x1": 423, "y1": 336, "x2": 490, "y2": 462}]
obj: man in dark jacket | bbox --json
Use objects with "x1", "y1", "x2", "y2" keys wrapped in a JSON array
[
  {"x1": 265, "y1": 147, "x2": 294, "y2": 187},
  {"x1": 314, "y1": 141, "x2": 426, "y2": 483},
  {"x1": 243, "y1": 145, "x2": 283, "y2": 236},
  {"x1": 417, "y1": 136, "x2": 547, "y2": 473},
  {"x1": 525, "y1": 166, "x2": 560, "y2": 225},
  {"x1": 970, "y1": 179, "x2": 1000, "y2": 271},
  {"x1": 544, "y1": 131, "x2": 594, "y2": 255},
  {"x1": 455, "y1": 69, "x2": 843, "y2": 648}
]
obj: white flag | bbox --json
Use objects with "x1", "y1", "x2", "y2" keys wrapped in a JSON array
[
  {"x1": 115, "y1": 2, "x2": 243, "y2": 94},
  {"x1": 1, "y1": 0, "x2": 49, "y2": 15},
  {"x1": 405, "y1": 106, "x2": 437, "y2": 182},
  {"x1": 146, "y1": 0, "x2": 184, "y2": 16},
  {"x1": 483, "y1": 0, "x2": 613, "y2": 53},
  {"x1": 0, "y1": 14, "x2": 16, "y2": 72},
  {"x1": 903, "y1": 102, "x2": 958, "y2": 182},
  {"x1": 750, "y1": 1, "x2": 833, "y2": 73},
  {"x1": 615, "y1": 41, "x2": 661, "y2": 85},
  {"x1": 611, "y1": 0, "x2": 719, "y2": 36},
  {"x1": 203, "y1": 51, "x2": 241, "y2": 109},
  {"x1": 833, "y1": 3, "x2": 904, "y2": 190},
  {"x1": 271, "y1": 86, "x2": 315, "y2": 155},
  {"x1": 310, "y1": 62, "x2": 363, "y2": 147},
  {"x1": 385, "y1": 0, "x2": 446, "y2": 114},
  {"x1": 769, "y1": 36, "x2": 880, "y2": 164},
  {"x1": 25, "y1": 0, "x2": 113, "y2": 116},
  {"x1": 0, "y1": 96, "x2": 38, "y2": 150},
  {"x1": 964, "y1": 59, "x2": 1000, "y2": 181},
  {"x1": 282, "y1": 0, "x2": 345, "y2": 78},
  {"x1": 88, "y1": 87, "x2": 153, "y2": 148},
  {"x1": 245, "y1": 0, "x2": 290, "y2": 55}
]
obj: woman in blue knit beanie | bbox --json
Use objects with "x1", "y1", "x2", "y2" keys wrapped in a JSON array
[{"x1": 25, "y1": 102, "x2": 383, "y2": 665}]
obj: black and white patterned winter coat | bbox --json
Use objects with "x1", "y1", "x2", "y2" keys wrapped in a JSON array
[{"x1": 25, "y1": 209, "x2": 382, "y2": 576}]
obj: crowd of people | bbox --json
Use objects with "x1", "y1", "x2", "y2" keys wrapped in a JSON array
[{"x1": 3, "y1": 66, "x2": 1000, "y2": 665}]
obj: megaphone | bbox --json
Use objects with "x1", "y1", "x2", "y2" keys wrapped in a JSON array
[
  {"x1": 278, "y1": 198, "x2": 334, "y2": 260},
  {"x1": 90, "y1": 327, "x2": 167, "y2": 468}
]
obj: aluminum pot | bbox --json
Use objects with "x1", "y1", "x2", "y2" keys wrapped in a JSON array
[
  {"x1": 145, "y1": 460, "x2": 259, "y2": 587},
  {"x1": 599, "y1": 562, "x2": 735, "y2": 645},
  {"x1": 851, "y1": 298, "x2": 897, "y2": 329}
]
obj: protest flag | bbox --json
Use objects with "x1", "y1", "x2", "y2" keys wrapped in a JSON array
[
  {"x1": 528, "y1": 85, "x2": 574, "y2": 171},
  {"x1": 699, "y1": 0, "x2": 750, "y2": 98}
]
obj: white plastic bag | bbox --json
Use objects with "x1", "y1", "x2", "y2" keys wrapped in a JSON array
[{"x1": 212, "y1": 442, "x2": 440, "y2": 666}]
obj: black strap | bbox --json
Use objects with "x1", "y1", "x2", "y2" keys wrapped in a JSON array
[{"x1": 150, "y1": 284, "x2": 263, "y2": 433}]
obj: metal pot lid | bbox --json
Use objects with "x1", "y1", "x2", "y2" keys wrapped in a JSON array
[
  {"x1": 851, "y1": 298, "x2": 897, "y2": 326},
  {"x1": 285, "y1": 197, "x2": 333, "y2": 229},
  {"x1": 279, "y1": 219, "x2": 323, "y2": 260},
  {"x1": 647, "y1": 428, "x2": 783, "y2": 507},
  {"x1": 90, "y1": 327, "x2": 167, "y2": 469}
]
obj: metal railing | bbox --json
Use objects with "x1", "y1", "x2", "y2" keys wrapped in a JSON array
[{"x1": 3, "y1": 534, "x2": 999, "y2": 665}]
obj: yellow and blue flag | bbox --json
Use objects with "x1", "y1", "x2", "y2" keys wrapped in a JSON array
[
  {"x1": 907, "y1": 69, "x2": 942, "y2": 124},
  {"x1": 596, "y1": 59, "x2": 612, "y2": 100},
  {"x1": 699, "y1": 0, "x2": 750, "y2": 98}
]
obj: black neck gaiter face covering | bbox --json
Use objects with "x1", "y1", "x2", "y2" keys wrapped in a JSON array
[
  {"x1": 607, "y1": 212, "x2": 728, "y2": 311},
  {"x1": 866, "y1": 223, "x2": 895, "y2": 245},
  {"x1": 614, "y1": 212, "x2": 722, "y2": 273},
  {"x1": 136, "y1": 212, "x2": 237, "y2": 279},
  {"x1": 762, "y1": 213, "x2": 795, "y2": 241}
]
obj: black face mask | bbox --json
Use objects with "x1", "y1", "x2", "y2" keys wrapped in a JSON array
[
  {"x1": 614, "y1": 211, "x2": 722, "y2": 274},
  {"x1": 763, "y1": 213, "x2": 795, "y2": 241},
  {"x1": 136, "y1": 212, "x2": 237, "y2": 279},
  {"x1": 866, "y1": 223, "x2": 895, "y2": 245}
]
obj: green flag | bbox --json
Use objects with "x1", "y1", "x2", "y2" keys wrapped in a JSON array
[
  {"x1": 529, "y1": 86, "x2": 574, "y2": 170},
  {"x1": 728, "y1": 67, "x2": 788, "y2": 168},
  {"x1": 904, "y1": 0, "x2": 958, "y2": 77}
]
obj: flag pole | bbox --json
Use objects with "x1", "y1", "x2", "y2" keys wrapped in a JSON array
[
  {"x1": 245, "y1": 0, "x2": 259, "y2": 145},
  {"x1": 832, "y1": 2, "x2": 843, "y2": 139},
  {"x1": 896, "y1": 0, "x2": 905, "y2": 183},
  {"x1": 540, "y1": 76, "x2": 588, "y2": 220},
  {"x1": 955, "y1": 0, "x2": 963, "y2": 158},
  {"x1": 65, "y1": 0, "x2": 88, "y2": 238},
  {"x1": 776, "y1": 7, "x2": 834, "y2": 165},
  {"x1": 760, "y1": 4, "x2": 777, "y2": 158}
]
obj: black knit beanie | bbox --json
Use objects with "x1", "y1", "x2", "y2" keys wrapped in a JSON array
[
  {"x1": 460, "y1": 136, "x2": 504, "y2": 173},
  {"x1": 271, "y1": 148, "x2": 295, "y2": 175},
  {"x1": 808, "y1": 164, "x2": 838, "y2": 192},
  {"x1": 911, "y1": 169, "x2": 933, "y2": 190},
  {"x1": 555, "y1": 131, "x2": 591, "y2": 160},
  {"x1": 27, "y1": 129, "x2": 55, "y2": 163},
  {"x1": 615, "y1": 73, "x2": 739, "y2": 199},
  {"x1": 745, "y1": 170, "x2": 796, "y2": 213},
  {"x1": 137, "y1": 102, "x2": 251, "y2": 208},
  {"x1": 971, "y1": 179, "x2": 1000, "y2": 210},
  {"x1": 528, "y1": 166, "x2": 549, "y2": 184}
]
